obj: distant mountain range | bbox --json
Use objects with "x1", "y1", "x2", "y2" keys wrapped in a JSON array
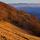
[
  {"x1": 10, "y1": 3, "x2": 40, "y2": 7},
  {"x1": 9, "y1": 3, "x2": 40, "y2": 19}
]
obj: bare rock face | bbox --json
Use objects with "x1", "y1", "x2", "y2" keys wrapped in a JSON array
[{"x1": 0, "y1": 2, "x2": 40, "y2": 39}]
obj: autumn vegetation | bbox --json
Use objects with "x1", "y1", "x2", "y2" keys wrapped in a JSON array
[{"x1": 0, "y1": 2, "x2": 40, "y2": 37}]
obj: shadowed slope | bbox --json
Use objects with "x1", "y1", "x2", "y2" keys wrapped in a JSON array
[{"x1": 0, "y1": 2, "x2": 40, "y2": 37}]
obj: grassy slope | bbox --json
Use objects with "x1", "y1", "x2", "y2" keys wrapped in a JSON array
[{"x1": 0, "y1": 21, "x2": 40, "y2": 40}]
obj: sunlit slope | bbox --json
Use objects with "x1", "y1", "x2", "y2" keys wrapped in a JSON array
[{"x1": 0, "y1": 21, "x2": 40, "y2": 40}]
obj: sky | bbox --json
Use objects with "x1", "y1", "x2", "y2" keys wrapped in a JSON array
[{"x1": 0, "y1": 0, "x2": 40, "y2": 3}]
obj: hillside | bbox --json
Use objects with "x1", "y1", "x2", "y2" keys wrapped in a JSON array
[
  {"x1": 0, "y1": 2, "x2": 40, "y2": 40},
  {"x1": 0, "y1": 21, "x2": 40, "y2": 40}
]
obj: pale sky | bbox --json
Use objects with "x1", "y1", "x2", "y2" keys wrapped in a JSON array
[{"x1": 0, "y1": 0, "x2": 40, "y2": 3}]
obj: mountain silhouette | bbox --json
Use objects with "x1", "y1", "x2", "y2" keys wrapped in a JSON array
[{"x1": 0, "y1": 2, "x2": 40, "y2": 37}]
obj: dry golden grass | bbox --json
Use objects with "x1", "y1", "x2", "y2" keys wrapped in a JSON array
[
  {"x1": 0, "y1": 21, "x2": 40, "y2": 40},
  {"x1": 0, "y1": 2, "x2": 40, "y2": 40}
]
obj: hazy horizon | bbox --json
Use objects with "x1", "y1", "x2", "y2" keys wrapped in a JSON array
[{"x1": 0, "y1": 0, "x2": 40, "y2": 4}]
